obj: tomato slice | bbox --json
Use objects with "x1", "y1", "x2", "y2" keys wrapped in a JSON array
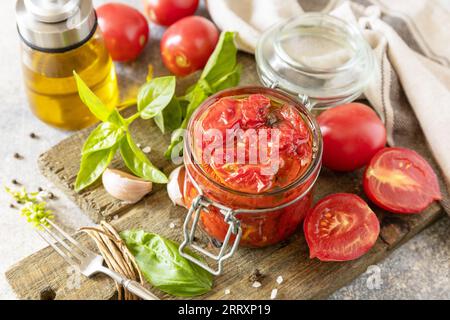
[
  {"x1": 363, "y1": 147, "x2": 442, "y2": 214},
  {"x1": 241, "y1": 94, "x2": 270, "y2": 128},
  {"x1": 210, "y1": 148, "x2": 275, "y2": 193},
  {"x1": 220, "y1": 164, "x2": 275, "y2": 194},
  {"x1": 271, "y1": 121, "x2": 309, "y2": 156},
  {"x1": 304, "y1": 193, "x2": 380, "y2": 262},
  {"x1": 202, "y1": 97, "x2": 242, "y2": 132},
  {"x1": 275, "y1": 156, "x2": 302, "y2": 188},
  {"x1": 277, "y1": 103, "x2": 308, "y2": 135},
  {"x1": 200, "y1": 97, "x2": 242, "y2": 151}
]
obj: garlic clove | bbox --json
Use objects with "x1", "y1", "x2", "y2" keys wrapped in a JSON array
[
  {"x1": 167, "y1": 166, "x2": 186, "y2": 207},
  {"x1": 102, "y1": 168, "x2": 152, "y2": 204}
]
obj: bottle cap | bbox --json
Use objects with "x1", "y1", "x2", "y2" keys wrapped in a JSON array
[{"x1": 16, "y1": 0, "x2": 96, "y2": 52}]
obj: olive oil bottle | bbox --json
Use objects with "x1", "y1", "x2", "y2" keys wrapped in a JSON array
[{"x1": 16, "y1": 0, "x2": 118, "y2": 130}]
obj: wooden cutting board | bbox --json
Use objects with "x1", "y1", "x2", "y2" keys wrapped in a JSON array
[{"x1": 5, "y1": 43, "x2": 444, "y2": 300}]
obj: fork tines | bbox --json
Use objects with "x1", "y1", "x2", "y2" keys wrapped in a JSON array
[{"x1": 36, "y1": 218, "x2": 95, "y2": 266}]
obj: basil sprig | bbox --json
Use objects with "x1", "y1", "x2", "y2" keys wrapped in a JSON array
[
  {"x1": 165, "y1": 31, "x2": 241, "y2": 159},
  {"x1": 121, "y1": 230, "x2": 213, "y2": 297},
  {"x1": 73, "y1": 31, "x2": 240, "y2": 192},
  {"x1": 73, "y1": 73, "x2": 171, "y2": 192}
]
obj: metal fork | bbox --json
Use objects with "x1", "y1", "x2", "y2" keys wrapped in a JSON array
[{"x1": 36, "y1": 218, "x2": 159, "y2": 300}]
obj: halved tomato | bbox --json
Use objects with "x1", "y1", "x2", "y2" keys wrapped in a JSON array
[
  {"x1": 363, "y1": 147, "x2": 442, "y2": 214},
  {"x1": 304, "y1": 193, "x2": 380, "y2": 262}
]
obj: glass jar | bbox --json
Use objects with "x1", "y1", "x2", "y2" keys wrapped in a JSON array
[
  {"x1": 16, "y1": 0, "x2": 119, "y2": 130},
  {"x1": 178, "y1": 13, "x2": 373, "y2": 275},
  {"x1": 180, "y1": 87, "x2": 322, "y2": 275},
  {"x1": 256, "y1": 13, "x2": 375, "y2": 109}
]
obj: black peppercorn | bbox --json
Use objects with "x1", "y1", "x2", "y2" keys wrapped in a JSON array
[
  {"x1": 13, "y1": 153, "x2": 23, "y2": 160},
  {"x1": 249, "y1": 269, "x2": 264, "y2": 282}
]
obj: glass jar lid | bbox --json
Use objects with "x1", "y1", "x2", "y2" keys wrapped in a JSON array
[{"x1": 256, "y1": 13, "x2": 375, "y2": 109}]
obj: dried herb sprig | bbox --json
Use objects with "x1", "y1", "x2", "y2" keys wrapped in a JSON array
[{"x1": 5, "y1": 186, "x2": 54, "y2": 228}]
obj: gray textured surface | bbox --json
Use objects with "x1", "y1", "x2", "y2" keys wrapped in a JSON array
[{"x1": 0, "y1": 0, "x2": 448, "y2": 300}]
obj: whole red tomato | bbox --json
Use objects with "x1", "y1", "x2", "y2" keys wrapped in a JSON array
[
  {"x1": 317, "y1": 103, "x2": 386, "y2": 172},
  {"x1": 161, "y1": 16, "x2": 219, "y2": 76},
  {"x1": 143, "y1": 0, "x2": 199, "y2": 26},
  {"x1": 97, "y1": 3, "x2": 149, "y2": 62}
]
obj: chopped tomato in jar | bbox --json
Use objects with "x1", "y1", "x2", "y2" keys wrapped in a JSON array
[
  {"x1": 241, "y1": 94, "x2": 271, "y2": 128},
  {"x1": 197, "y1": 94, "x2": 313, "y2": 192},
  {"x1": 184, "y1": 91, "x2": 320, "y2": 247}
]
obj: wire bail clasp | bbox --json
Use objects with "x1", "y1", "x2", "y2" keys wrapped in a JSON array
[{"x1": 179, "y1": 195, "x2": 242, "y2": 276}]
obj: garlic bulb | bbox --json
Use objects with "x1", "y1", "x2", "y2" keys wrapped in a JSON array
[
  {"x1": 167, "y1": 166, "x2": 186, "y2": 207},
  {"x1": 102, "y1": 168, "x2": 152, "y2": 204}
]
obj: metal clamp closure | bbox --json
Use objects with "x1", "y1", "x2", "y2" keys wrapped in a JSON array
[{"x1": 179, "y1": 195, "x2": 242, "y2": 276}]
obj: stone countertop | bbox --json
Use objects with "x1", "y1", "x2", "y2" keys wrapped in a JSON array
[{"x1": 0, "y1": 0, "x2": 449, "y2": 300}]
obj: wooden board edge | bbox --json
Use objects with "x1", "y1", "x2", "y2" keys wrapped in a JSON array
[
  {"x1": 37, "y1": 151, "x2": 133, "y2": 223},
  {"x1": 5, "y1": 211, "x2": 444, "y2": 300}
]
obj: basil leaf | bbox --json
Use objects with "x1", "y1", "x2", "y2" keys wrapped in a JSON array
[
  {"x1": 121, "y1": 230, "x2": 213, "y2": 297},
  {"x1": 183, "y1": 86, "x2": 209, "y2": 128},
  {"x1": 82, "y1": 122, "x2": 124, "y2": 155},
  {"x1": 179, "y1": 99, "x2": 188, "y2": 118},
  {"x1": 119, "y1": 133, "x2": 168, "y2": 183},
  {"x1": 138, "y1": 76, "x2": 176, "y2": 119},
  {"x1": 73, "y1": 71, "x2": 113, "y2": 122},
  {"x1": 154, "y1": 98, "x2": 182, "y2": 134},
  {"x1": 75, "y1": 146, "x2": 118, "y2": 192},
  {"x1": 200, "y1": 32, "x2": 238, "y2": 85},
  {"x1": 153, "y1": 113, "x2": 165, "y2": 134},
  {"x1": 107, "y1": 108, "x2": 126, "y2": 127},
  {"x1": 210, "y1": 63, "x2": 241, "y2": 92},
  {"x1": 164, "y1": 128, "x2": 185, "y2": 159},
  {"x1": 164, "y1": 87, "x2": 208, "y2": 159}
]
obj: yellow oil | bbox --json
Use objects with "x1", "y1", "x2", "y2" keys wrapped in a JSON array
[{"x1": 21, "y1": 28, "x2": 119, "y2": 130}]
